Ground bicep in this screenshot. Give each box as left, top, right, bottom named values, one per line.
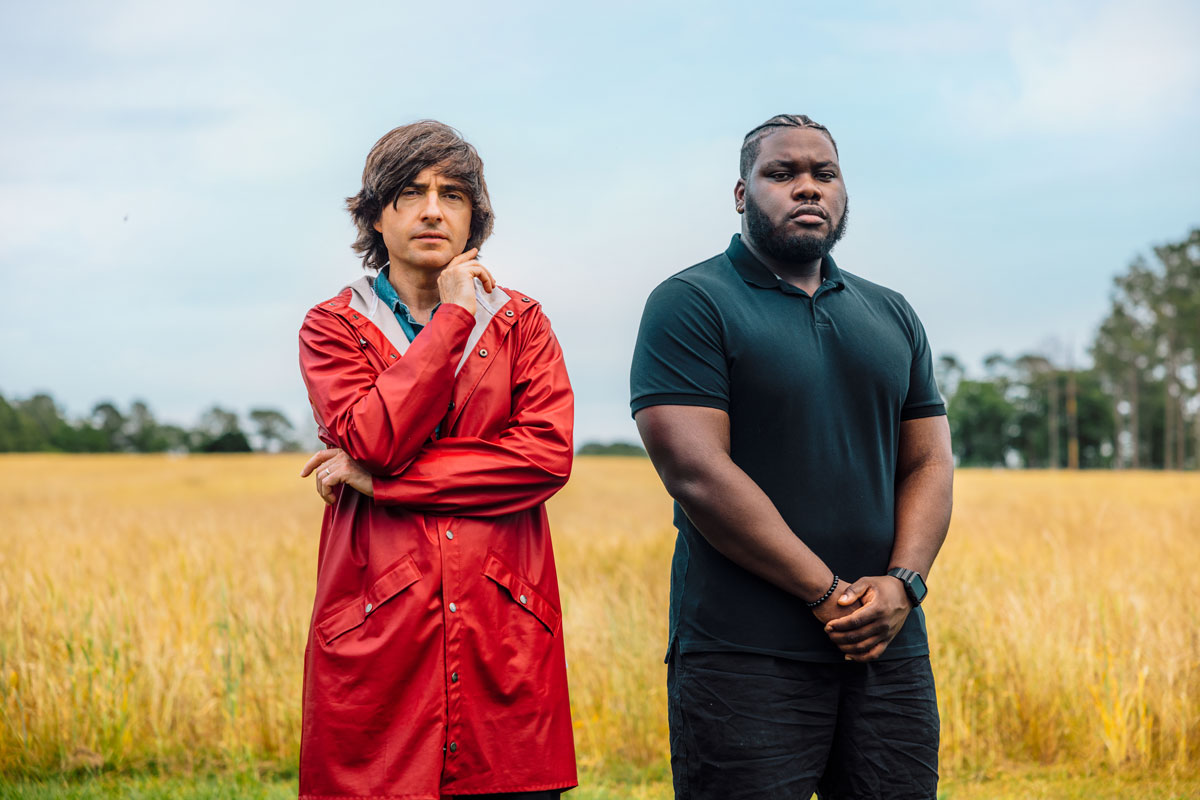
left=897, top=415, right=952, bottom=476
left=635, top=404, right=730, bottom=481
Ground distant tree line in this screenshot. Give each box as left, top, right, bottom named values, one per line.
left=3, top=230, right=1195, bottom=466
left=942, top=227, right=1200, bottom=469
left=576, top=441, right=647, bottom=457
left=0, top=394, right=300, bottom=454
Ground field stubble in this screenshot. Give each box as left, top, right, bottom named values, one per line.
left=0, top=455, right=1197, bottom=785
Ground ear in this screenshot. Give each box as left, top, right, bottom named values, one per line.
left=734, top=179, right=746, bottom=212
left=373, top=218, right=383, bottom=233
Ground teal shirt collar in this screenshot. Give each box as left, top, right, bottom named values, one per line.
left=373, top=266, right=439, bottom=343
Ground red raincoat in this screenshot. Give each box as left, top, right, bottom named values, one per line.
left=297, top=276, right=577, bottom=799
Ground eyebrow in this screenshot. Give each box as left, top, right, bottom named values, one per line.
left=760, top=159, right=839, bottom=172
left=404, top=179, right=470, bottom=193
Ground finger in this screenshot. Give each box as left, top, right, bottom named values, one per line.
left=828, top=621, right=888, bottom=647
left=850, top=641, right=890, bottom=662
left=448, top=247, right=479, bottom=267
left=461, top=263, right=495, bottom=292
left=825, top=604, right=883, bottom=633
left=300, top=448, right=339, bottom=477
left=827, top=622, right=883, bottom=646
left=318, top=474, right=335, bottom=505
left=476, top=266, right=495, bottom=293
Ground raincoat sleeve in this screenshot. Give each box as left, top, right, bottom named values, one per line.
left=371, top=308, right=573, bottom=517
left=299, top=302, right=476, bottom=474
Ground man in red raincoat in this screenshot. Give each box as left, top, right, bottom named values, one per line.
left=296, top=120, right=577, bottom=800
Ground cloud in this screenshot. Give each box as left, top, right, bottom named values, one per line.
left=955, top=0, right=1200, bottom=136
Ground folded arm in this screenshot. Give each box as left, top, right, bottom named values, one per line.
left=306, top=307, right=573, bottom=517
left=298, top=302, right=475, bottom=474
left=371, top=309, right=572, bottom=516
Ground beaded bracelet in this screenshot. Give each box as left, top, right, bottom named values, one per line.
left=806, top=575, right=839, bottom=608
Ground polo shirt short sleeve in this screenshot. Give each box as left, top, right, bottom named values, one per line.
left=630, top=278, right=729, bottom=413
left=630, top=234, right=946, bottom=663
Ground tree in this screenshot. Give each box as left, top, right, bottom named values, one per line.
left=193, top=406, right=251, bottom=452
left=947, top=379, right=1015, bottom=467
left=91, top=401, right=127, bottom=451
left=248, top=408, right=297, bottom=452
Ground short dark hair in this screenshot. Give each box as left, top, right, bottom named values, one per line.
left=346, top=120, right=495, bottom=271
left=739, top=115, right=839, bottom=179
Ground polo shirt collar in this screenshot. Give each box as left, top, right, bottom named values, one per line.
left=725, top=234, right=845, bottom=291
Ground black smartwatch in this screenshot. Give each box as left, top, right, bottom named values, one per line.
left=887, top=567, right=927, bottom=606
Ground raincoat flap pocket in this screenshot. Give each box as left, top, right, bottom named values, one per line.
left=317, top=554, right=422, bottom=646
left=483, top=551, right=561, bottom=636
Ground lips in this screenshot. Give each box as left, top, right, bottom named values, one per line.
left=789, top=205, right=827, bottom=222
left=413, top=231, right=449, bottom=241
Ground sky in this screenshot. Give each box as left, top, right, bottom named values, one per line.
left=2, top=0, right=1198, bottom=444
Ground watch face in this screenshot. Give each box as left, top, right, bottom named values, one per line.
left=909, top=572, right=928, bottom=602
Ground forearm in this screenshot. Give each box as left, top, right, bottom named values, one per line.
left=666, top=457, right=836, bottom=603
left=371, top=434, right=572, bottom=516
left=889, top=457, right=953, bottom=578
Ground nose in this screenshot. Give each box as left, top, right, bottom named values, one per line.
left=419, top=190, right=443, bottom=221
left=792, top=174, right=821, bottom=200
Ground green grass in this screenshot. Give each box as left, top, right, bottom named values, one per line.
left=2, top=768, right=1198, bottom=800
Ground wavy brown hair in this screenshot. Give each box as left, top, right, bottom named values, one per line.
left=346, top=120, right=495, bottom=271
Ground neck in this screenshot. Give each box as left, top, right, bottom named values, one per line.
left=741, top=231, right=823, bottom=295
left=386, top=260, right=443, bottom=322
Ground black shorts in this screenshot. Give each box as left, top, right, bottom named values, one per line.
left=668, top=648, right=939, bottom=800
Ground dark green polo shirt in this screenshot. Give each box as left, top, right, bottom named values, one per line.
left=630, top=234, right=946, bottom=662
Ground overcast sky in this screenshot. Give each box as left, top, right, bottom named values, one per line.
left=2, top=0, right=1198, bottom=443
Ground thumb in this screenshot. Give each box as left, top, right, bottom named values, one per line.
left=837, top=578, right=867, bottom=606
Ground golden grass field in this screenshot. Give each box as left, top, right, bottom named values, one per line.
left=1, top=455, right=1198, bottom=792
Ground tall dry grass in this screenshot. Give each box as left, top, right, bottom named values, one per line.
left=0, top=455, right=1197, bottom=780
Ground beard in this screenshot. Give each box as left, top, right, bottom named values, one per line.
left=744, top=194, right=849, bottom=264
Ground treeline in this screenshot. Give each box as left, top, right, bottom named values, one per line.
left=0, top=394, right=300, bottom=453
left=943, top=227, right=1200, bottom=469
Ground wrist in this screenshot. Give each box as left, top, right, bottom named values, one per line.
left=886, top=567, right=927, bottom=606
left=806, top=574, right=840, bottom=609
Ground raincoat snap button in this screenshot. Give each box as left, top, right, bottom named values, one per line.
left=448, top=401, right=455, bottom=410
left=359, top=338, right=367, bottom=346
left=446, top=531, right=454, bottom=540
left=519, top=594, right=528, bottom=605
left=504, top=309, right=514, bottom=317
left=390, top=353, right=397, bottom=359
left=449, top=742, right=458, bottom=753
left=365, top=603, right=373, bottom=613
left=352, top=314, right=359, bottom=319
left=478, top=349, right=488, bottom=357
left=521, top=297, right=531, bottom=302
left=449, top=602, right=458, bottom=612
left=451, top=672, right=459, bottom=683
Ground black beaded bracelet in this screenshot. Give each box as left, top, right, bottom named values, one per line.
left=806, top=575, right=839, bottom=608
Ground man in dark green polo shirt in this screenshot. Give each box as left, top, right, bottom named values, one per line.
left=630, top=114, right=954, bottom=799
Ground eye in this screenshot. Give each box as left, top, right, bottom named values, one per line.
left=444, top=191, right=465, bottom=202
left=399, top=187, right=421, bottom=197
left=816, top=171, right=838, bottom=181
left=769, top=171, right=791, bottom=181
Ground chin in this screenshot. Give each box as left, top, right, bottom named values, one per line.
left=406, top=250, right=453, bottom=269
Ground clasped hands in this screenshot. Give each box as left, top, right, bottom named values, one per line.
left=811, top=575, right=912, bottom=662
